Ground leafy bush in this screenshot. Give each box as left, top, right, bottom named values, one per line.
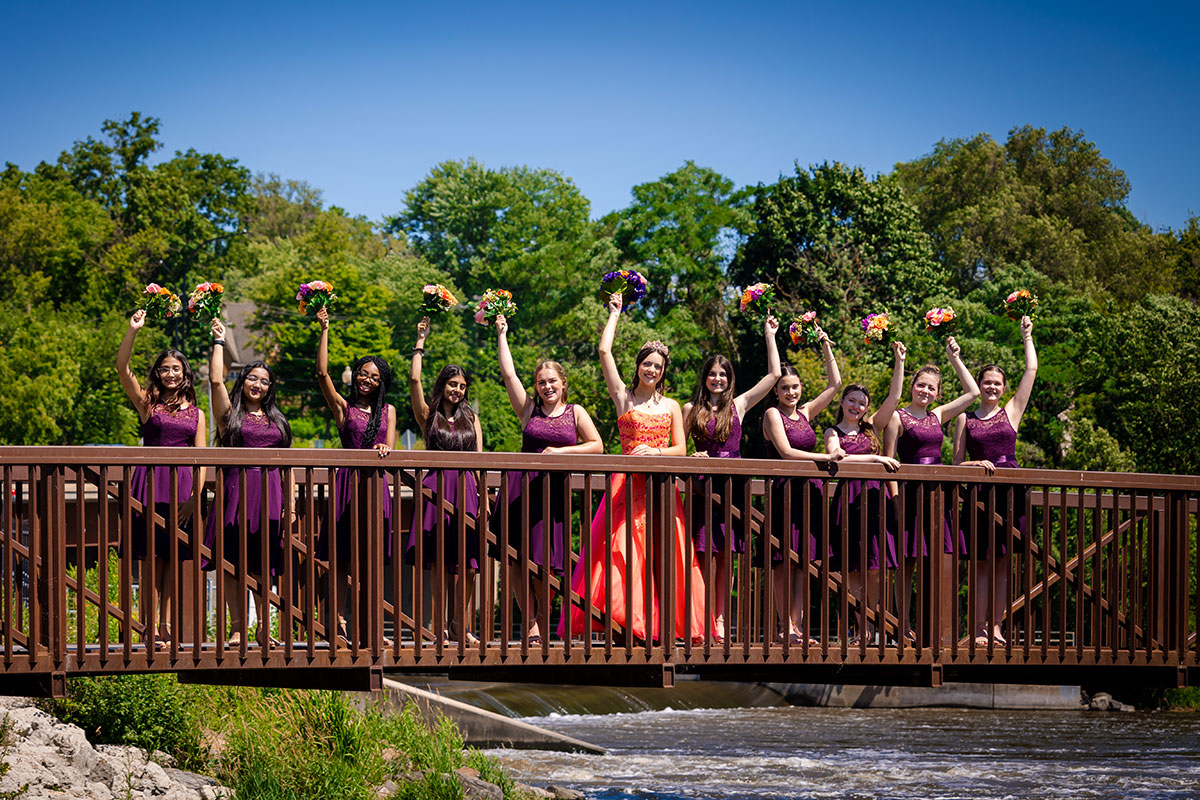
left=39, top=674, right=210, bottom=771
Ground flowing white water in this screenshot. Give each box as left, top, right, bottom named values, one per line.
left=488, top=706, right=1200, bottom=799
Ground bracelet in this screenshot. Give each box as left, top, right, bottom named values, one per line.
left=412, top=347, right=426, bottom=355
left=212, top=339, right=225, bottom=346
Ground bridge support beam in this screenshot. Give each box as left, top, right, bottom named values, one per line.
left=178, top=666, right=383, bottom=692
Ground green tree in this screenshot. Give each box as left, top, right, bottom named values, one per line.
left=602, top=161, right=749, bottom=350
left=891, top=126, right=1174, bottom=299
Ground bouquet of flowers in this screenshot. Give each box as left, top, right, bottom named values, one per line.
left=187, top=281, right=223, bottom=322
left=296, top=280, right=337, bottom=316
left=739, top=282, right=776, bottom=319
left=788, top=310, right=821, bottom=346
left=139, top=283, right=182, bottom=323
left=923, top=306, right=957, bottom=341
left=474, top=288, right=517, bottom=325
left=1004, top=289, right=1039, bottom=321
left=601, top=269, right=648, bottom=311
left=861, top=311, right=892, bottom=346
left=421, top=284, right=458, bottom=314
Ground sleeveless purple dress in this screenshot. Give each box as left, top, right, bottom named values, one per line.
left=202, top=415, right=285, bottom=575
left=829, top=429, right=897, bottom=571
left=765, top=412, right=830, bottom=562
left=319, top=405, right=395, bottom=564
left=493, top=405, right=578, bottom=571
left=405, top=413, right=480, bottom=573
left=690, top=412, right=746, bottom=553
left=127, top=405, right=199, bottom=560
left=895, top=409, right=964, bottom=556
left=964, top=407, right=1026, bottom=557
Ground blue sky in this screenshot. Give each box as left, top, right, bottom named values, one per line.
left=2, top=1, right=1197, bottom=229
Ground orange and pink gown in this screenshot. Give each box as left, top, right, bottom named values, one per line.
left=560, top=408, right=710, bottom=642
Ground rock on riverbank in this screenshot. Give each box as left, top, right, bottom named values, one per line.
left=0, top=697, right=230, bottom=800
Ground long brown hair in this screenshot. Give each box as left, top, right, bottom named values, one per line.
left=425, top=365, right=477, bottom=451
left=835, top=383, right=881, bottom=453
left=687, top=354, right=735, bottom=444
left=630, top=342, right=670, bottom=398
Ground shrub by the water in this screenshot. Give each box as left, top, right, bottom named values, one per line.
left=39, top=675, right=522, bottom=800
left=40, top=674, right=210, bottom=771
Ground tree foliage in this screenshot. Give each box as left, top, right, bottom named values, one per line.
left=3, top=113, right=1199, bottom=479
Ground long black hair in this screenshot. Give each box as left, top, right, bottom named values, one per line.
left=220, top=361, right=292, bottom=448
left=145, top=349, right=197, bottom=412
left=425, top=364, right=476, bottom=451
left=349, top=355, right=393, bottom=447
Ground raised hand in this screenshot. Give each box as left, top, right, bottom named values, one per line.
left=892, top=340, right=907, bottom=361
left=495, top=314, right=508, bottom=337
left=211, top=318, right=226, bottom=341
left=129, top=309, right=147, bottom=330
left=1021, top=316, right=1033, bottom=341
left=416, top=316, right=430, bottom=345
left=946, top=336, right=961, bottom=360
left=765, top=314, right=780, bottom=337
left=607, top=292, right=623, bottom=314
left=316, top=306, right=330, bottom=329
left=816, top=326, right=835, bottom=349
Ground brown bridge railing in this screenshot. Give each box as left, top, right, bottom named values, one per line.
left=1, top=446, right=1196, bottom=696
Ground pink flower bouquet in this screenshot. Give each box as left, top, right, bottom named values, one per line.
left=474, top=288, right=517, bottom=325
left=788, top=310, right=821, bottom=346
left=139, top=283, right=182, bottom=323
left=187, top=281, right=224, bottom=322
left=297, top=280, right=337, bottom=316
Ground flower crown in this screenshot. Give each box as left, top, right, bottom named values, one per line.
left=640, top=340, right=670, bottom=358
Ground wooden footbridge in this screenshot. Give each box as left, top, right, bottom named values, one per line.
left=1, top=447, right=1196, bottom=697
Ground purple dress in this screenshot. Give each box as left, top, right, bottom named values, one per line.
left=829, top=429, right=897, bottom=571
left=690, top=412, right=746, bottom=553
left=320, top=406, right=394, bottom=564
left=203, top=415, right=285, bottom=575
left=492, top=405, right=578, bottom=571
left=127, top=405, right=199, bottom=560
left=405, top=414, right=480, bottom=573
left=964, top=407, right=1026, bottom=557
left=895, top=409, right=964, bottom=556
left=765, top=412, right=829, bottom=562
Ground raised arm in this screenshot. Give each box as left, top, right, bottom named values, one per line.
left=734, top=315, right=782, bottom=416
left=116, top=310, right=149, bottom=421
left=933, top=336, right=981, bottom=423
left=869, top=341, right=907, bottom=429
left=1007, top=316, right=1038, bottom=428
left=765, top=407, right=843, bottom=462
left=495, top=315, right=531, bottom=420
left=209, top=318, right=232, bottom=438
left=801, top=328, right=843, bottom=420
left=409, top=316, right=431, bottom=430
left=315, top=306, right=347, bottom=429
left=599, top=293, right=629, bottom=412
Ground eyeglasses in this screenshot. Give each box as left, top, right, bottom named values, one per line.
left=356, top=372, right=381, bottom=385
left=244, top=375, right=272, bottom=386
left=157, top=366, right=184, bottom=376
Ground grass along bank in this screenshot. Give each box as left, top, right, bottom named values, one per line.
left=40, top=674, right=528, bottom=800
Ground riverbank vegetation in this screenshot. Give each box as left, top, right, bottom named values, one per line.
left=41, top=673, right=519, bottom=799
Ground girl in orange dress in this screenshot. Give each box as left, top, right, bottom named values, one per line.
left=560, top=292, right=709, bottom=642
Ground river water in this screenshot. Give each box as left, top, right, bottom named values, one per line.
left=488, top=706, right=1200, bottom=799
